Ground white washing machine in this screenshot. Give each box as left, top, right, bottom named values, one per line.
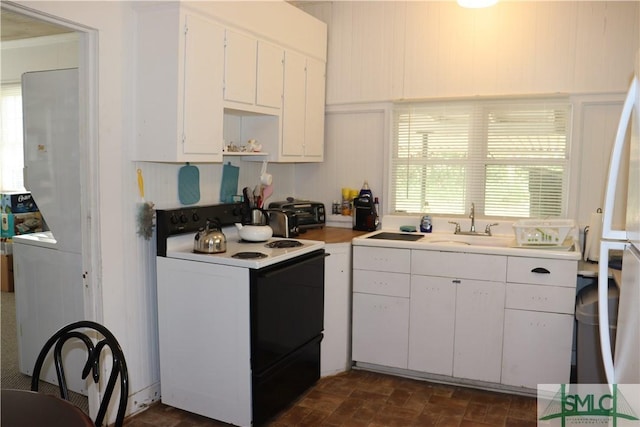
left=13, top=231, right=86, bottom=395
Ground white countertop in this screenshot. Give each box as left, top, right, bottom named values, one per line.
left=352, top=230, right=582, bottom=261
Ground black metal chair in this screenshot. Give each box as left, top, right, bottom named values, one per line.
left=30, top=320, right=129, bottom=427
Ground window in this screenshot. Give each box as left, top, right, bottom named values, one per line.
left=0, top=83, right=25, bottom=191
left=391, top=98, right=571, bottom=218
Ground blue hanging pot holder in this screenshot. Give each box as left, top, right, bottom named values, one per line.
left=178, top=163, right=200, bottom=205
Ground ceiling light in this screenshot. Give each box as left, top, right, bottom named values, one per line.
left=457, top=0, right=498, bottom=8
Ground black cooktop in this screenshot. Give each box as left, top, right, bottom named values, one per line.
left=367, top=232, right=424, bottom=242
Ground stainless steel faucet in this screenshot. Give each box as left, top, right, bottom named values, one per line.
left=469, top=202, right=475, bottom=232
left=450, top=203, right=499, bottom=236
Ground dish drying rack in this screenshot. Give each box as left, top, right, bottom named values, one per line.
left=513, top=219, right=577, bottom=246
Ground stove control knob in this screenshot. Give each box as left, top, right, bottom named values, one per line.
left=179, top=213, right=188, bottom=224
left=170, top=214, right=179, bottom=225
left=192, top=213, right=200, bottom=222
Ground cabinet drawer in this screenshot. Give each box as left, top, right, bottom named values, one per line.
left=412, top=251, right=506, bottom=282
left=507, top=257, right=577, bottom=287
left=353, top=247, right=410, bottom=273
left=505, top=283, right=576, bottom=314
left=353, top=270, right=410, bottom=297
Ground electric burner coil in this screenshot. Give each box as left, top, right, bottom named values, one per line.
left=231, top=252, right=268, bottom=259
left=265, top=240, right=303, bottom=249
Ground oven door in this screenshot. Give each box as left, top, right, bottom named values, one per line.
left=250, top=249, right=325, bottom=373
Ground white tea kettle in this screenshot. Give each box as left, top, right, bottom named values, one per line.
left=235, top=223, right=273, bottom=242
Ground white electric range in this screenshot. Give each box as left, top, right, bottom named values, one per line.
left=155, top=203, right=326, bottom=427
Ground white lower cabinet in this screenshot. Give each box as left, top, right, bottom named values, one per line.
left=410, top=250, right=506, bottom=382
left=454, top=279, right=505, bottom=383
left=322, top=243, right=352, bottom=376
left=502, top=309, right=573, bottom=388
left=500, top=256, right=577, bottom=389
left=352, top=293, right=409, bottom=369
left=352, top=245, right=577, bottom=393
left=352, top=247, right=410, bottom=369
left=408, top=275, right=455, bottom=375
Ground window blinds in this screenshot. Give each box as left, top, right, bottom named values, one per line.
left=391, top=98, right=571, bottom=218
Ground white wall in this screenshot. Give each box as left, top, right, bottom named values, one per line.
left=306, top=1, right=638, bottom=103
left=1, top=33, right=78, bottom=82
left=5, top=0, right=158, bottom=419
left=294, top=1, right=640, bottom=231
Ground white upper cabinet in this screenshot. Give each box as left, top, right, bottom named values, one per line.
left=280, top=51, right=326, bottom=162
left=282, top=51, right=307, bottom=157
left=224, top=30, right=257, bottom=106
left=183, top=15, right=225, bottom=159
left=135, top=6, right=225, bottom=162
left=135, top=2, right=327, bottom=163
left=256, top=41, right=284, bottom=109
left=223, top=32, right=283, bottom=112
left=303, top=57, right=326, bottom=159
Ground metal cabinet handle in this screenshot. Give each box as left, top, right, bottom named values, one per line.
left=531, top=267, right=550, bottom=274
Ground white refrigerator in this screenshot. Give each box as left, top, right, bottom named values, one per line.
left=598, top=53, right=640, bottom=385
left=13, top=68, right=86, bottom=394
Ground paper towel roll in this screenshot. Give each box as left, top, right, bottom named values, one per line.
left=584, top=211, right=602, bottom=262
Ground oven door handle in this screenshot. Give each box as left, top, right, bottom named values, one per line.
left=258, top=251, right=327, bottom=279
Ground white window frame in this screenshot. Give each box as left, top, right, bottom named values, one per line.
left=389, top=96, right=572, bottom=220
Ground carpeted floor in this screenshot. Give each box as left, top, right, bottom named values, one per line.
left=1, top=290, right=89, bottom=413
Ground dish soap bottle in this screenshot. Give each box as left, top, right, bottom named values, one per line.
left=420, top=203, right=432, bottom=233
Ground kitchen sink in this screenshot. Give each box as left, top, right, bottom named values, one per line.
left=367, top=232, right=424, bottom=242
left=423, top=234, right=514, bottom=247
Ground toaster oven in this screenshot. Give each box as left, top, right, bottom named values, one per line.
left=268, top=200, right=325, bottom=229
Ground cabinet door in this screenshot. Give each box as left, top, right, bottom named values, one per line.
left=322, top=244, right=351, bottom=376
left=256, top=41, right=283, bottom=109
left=502, top=309, right=573, bottom=388
left=352, top=293, right=409, bottom=369
left=282, top=51, right=306, bottom=157
left=183, top=14, right=224, bottom=156
left=454, top=279, right=505, bottom=383
left=223, top=29, right=257, bottom=105
left=303, top=57, right=326, bottom=159
left=408, top=275, right=456, bottom=376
